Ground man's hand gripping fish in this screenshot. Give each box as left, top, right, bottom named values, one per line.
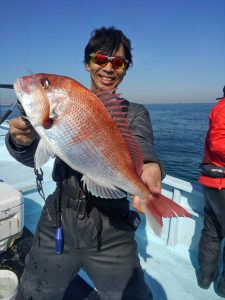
left=13, top=73, right=190, bottom=234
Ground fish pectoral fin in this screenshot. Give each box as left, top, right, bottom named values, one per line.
left=81, top=175, right=126, bottom=199
left=34, top=138, right=55, bottom=169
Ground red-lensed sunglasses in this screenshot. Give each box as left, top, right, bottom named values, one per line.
left=90, top=53, right=129, bottom=69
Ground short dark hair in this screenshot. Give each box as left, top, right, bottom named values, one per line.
left=84, top=26, right=133, bottom=69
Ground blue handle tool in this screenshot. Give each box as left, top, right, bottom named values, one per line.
left=55, top=226, right=64, bottom=254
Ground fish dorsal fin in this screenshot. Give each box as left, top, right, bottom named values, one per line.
left=94, top=90, right=144, bottom=175
left=82, top=175, right=126, bottom=199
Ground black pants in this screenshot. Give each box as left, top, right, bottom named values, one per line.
left=198, top=186, right=225, bottom=277
left=16, top=197, right=152, bottom=300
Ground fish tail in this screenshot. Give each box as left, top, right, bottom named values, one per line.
left=143, top=194, right=190, bottom=236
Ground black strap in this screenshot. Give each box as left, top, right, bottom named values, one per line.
left=89, top=207, right=102, bottom=251
left=200, top=164, right=225, bottom=178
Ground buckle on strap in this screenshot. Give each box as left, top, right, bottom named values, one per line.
left=76, top=198, right=87, bottom=220
left=66, top=195, right=87, bottom=220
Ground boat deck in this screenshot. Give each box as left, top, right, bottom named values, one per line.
left=0, top=123, right=222, bottom=299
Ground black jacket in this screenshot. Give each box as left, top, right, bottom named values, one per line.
left=6, top=101, right=165, bottom=198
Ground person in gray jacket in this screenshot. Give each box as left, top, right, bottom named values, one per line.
left=6, top=26, right=165, bottom=300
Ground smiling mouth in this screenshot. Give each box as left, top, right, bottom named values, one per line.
left=99, top=75, right=114, bottom=82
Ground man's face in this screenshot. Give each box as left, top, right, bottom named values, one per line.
left=85, top=44, right=127, bottom=91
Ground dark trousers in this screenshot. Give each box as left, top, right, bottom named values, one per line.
left=16, top=199, right=152, bottom=300
left=198, top=186, right=225, bottom=278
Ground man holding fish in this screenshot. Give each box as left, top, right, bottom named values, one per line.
left=6, top=26, right=188, bottom=300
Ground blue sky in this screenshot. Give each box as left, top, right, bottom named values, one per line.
left=0, top=0, right=224, bottom=104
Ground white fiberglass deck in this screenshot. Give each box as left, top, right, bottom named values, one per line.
left=0, top=123, right=222, bottom=299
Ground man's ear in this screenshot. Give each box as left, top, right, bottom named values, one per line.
left=85, top=63, right=91, bottom=72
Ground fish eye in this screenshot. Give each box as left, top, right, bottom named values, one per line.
left=40, top=79, right=50, bottom=89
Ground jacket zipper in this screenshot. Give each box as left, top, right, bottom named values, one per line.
left=218, top=178, right=223, bottom=190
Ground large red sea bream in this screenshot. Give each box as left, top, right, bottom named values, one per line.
left=14, top=73, right=190, bottom=233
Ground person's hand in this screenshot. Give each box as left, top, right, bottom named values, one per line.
left=131, top=162, right=162, bottom=213
left=9, top=116, right=37, bottom=146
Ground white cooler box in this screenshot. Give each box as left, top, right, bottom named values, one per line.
left=0, top=181, right=24, bottom=252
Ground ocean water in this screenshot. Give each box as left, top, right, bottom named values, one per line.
left=0, top=102, right=214, bottom=184
left=145, top=103, right=214, bottom=184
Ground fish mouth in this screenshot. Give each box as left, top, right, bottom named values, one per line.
left=14, top=77, right=34, bottom=95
